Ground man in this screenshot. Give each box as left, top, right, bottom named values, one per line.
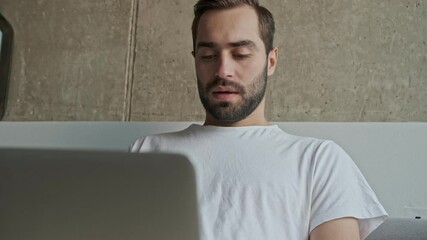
left=130, top=0, right=388, bottom=239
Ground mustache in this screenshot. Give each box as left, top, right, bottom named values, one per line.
left=206, top=76, right=246, bottom=94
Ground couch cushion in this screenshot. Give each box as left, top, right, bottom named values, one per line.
left=366, top=218, right=427, bottom=240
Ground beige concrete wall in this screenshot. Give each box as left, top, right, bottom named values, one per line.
left=1, top=0, right=426, bottom=121
left=1, top=0, right=134, bottom=120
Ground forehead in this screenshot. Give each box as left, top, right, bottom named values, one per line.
left=196, top=5, right=263, bottom=48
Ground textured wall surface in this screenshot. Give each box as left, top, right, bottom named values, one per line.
left=0, top=0, right=426, bottom=121
left=131, top=0, right=203, bottom=121
left=265, top=0, right=427, bottom=121
left=1, top=0, right=133, bottom=120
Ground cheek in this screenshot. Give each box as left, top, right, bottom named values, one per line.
left=195, top=63, right=214, bottom=80
left=238, top=61, right=263, bottom=80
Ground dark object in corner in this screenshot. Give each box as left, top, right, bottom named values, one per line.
left=0, top=13, right=13, bottom=120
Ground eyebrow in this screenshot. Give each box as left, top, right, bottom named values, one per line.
left=197, top=41, right=217, bottom=49
left=229, top=40, right=257, bottom=49
left=196, top=40, right=258, bottom=51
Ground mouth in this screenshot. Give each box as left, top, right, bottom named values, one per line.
left=211, top=90, right=239, bottom=100
left=208, top=82, right=243, bottom=101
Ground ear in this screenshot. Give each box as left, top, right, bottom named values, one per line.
left=267, top=47, right=278, bottom=76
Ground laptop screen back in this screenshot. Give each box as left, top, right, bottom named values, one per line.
left=0, top=149, right=199, bottom=240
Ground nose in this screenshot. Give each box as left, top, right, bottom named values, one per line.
left=215, top=54, right=234, bottom=79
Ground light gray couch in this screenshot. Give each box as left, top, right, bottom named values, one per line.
left=366, top=218, right=427, bottom=240
left=1, top=121, right=426, bottom=239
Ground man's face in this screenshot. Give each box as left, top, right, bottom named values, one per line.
left=194, top=5, right=273, bottom=123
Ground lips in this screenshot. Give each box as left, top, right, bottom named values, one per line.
left=211, top=87, right=239, bottom=100
left=212, top=86, right=239, bottom=94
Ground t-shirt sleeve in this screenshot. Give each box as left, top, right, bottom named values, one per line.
left=309, top=140, right=388, bottom=239
left=128, top=137, right=146, bottom=152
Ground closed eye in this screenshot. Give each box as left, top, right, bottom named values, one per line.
left=200, top=55, right=217, bottom=61
left=234, top=54, right=251, bottom=60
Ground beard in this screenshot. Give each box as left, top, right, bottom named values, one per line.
left=197, top=64, right=268, bottom=123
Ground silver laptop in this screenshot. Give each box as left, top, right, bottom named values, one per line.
left=0, top=149, right=199, bottom=240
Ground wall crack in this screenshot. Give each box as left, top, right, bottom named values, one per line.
left=123, top=0, right=139, bottom=121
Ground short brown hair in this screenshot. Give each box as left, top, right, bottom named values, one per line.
left=192, top=0, right=275, bottom=54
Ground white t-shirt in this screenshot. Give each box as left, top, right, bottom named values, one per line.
left=130, top=124, right=387, bottom=240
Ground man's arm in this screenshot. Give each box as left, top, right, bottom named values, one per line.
left=310, top=217, right=360, bottom=240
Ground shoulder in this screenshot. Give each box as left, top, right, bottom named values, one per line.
left=271, top=126, right=333, bottom=155
left=129, top=125, right=199, bottom=152
left=311, top=139, right=357, bottom=173
left=275, top=127, right=347, bottom=162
